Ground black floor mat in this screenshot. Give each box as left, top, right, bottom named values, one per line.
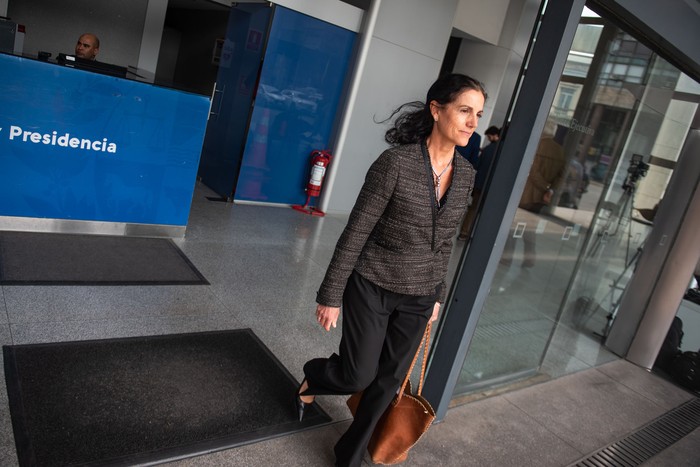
left=3, top=329, right=330, bottom=466
left=0, top=231, right=208, bottom=285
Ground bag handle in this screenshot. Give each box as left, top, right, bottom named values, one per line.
left=397, top=321, right=432, bottom=401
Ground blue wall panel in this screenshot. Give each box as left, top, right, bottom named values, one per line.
left=234, top=6, right=356, bottom=204
left=0, top=54, right=209, bottom=226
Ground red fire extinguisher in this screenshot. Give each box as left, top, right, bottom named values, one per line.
left=293, top=149, right=332, bottom=216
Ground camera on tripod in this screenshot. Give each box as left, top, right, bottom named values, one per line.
left=622, top=154, right=649, bottom=193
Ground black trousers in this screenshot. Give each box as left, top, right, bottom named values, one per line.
left=303, top=271, right=436, bottom=467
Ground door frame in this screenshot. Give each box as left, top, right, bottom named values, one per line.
left=422, top=0, right=587, bottom=422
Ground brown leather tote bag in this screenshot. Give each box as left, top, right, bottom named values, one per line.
left=347, top=322, right=435, bottom=464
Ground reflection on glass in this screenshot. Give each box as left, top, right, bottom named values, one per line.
left=453, top=15, right=700, bottom=395
left=563, top=23, right=602, bottom=78
left=234, top=6, right=355, bottom=205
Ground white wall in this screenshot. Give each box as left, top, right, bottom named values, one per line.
left=324, top=0, right=459, bottom=214
left=454, top=43, right=512, bottom=133
left=453, top=0, right=510, bottom=45
left=452, top=0, right=539, bottom=134
left=7, top=0, right=146, bottom=67
left=0, top=0, right=8, bottom=17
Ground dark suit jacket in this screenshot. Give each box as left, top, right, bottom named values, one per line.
left=317, top=142, right=475, bottom=307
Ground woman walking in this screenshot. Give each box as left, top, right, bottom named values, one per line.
left=297, top=73, right=486, bottom=467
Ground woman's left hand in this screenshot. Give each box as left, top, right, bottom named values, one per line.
left=431, top=302, right=440, bottom=322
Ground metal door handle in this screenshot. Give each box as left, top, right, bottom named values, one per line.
left=208, top=83, right=225, bottom=120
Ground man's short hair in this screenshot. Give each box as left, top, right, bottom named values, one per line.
left=81, top=33, right=99, bottom=48
left=485, top=126, right=500, bottom=136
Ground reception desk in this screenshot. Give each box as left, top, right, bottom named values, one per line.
left=0, top=53, right=210, bottom=237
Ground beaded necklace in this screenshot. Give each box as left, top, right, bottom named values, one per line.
left=430, top=156, right=453, bottom=206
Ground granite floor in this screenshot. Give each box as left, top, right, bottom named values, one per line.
left=163, top=359, right=699, bottom=467
left=0, top=182, right=697, bottom=466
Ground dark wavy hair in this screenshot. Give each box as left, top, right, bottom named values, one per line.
left=384, top=74, right=487, bottom=146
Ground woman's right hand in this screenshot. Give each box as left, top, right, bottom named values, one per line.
left=316, top=304, right=340, bottom=331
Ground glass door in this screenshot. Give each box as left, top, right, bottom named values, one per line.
left=454, top=10, right=700, bottom=395
left=197, top=3, right=272, bottom=200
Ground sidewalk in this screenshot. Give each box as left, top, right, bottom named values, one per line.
left=166, top=360, right=698, bottom=466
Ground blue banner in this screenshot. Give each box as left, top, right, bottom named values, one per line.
left=0, top=53, right=209, bottom=226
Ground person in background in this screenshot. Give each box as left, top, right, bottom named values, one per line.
left=502, top=121, right=566, bottom=268
left=458, top=125, right=500, bottom=240
left=296, top=73, right=486, bottom=467
left=75, top=33, right=99, bottom=60
left=456, top=128, right=481, bottom=166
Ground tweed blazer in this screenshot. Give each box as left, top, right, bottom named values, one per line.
left=316, top=142, right=476, bottom=307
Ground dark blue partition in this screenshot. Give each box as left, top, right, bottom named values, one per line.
left=234, top=6, right=356, bottom=204
left=197, top=3, right=272, bottom=200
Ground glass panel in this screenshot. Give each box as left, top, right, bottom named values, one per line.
left=563, top=23, right=603, bottom=78
left=562, top=60, right=698, bottom=341
left=198, top=3, right=272, bottom=199
left=234, top=6, right=356, bottom=204
left=453, top=14, right=700, bottom=395
left=551, top=83, right=583, bottom=121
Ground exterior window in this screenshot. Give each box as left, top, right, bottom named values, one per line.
left=451, top=11, right=700, bottom=398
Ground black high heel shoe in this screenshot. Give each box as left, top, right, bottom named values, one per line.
left=296, top=379, right=312, bottom=421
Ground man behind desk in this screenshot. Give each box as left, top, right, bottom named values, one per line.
left=75, top=33, right=99, bottom=60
